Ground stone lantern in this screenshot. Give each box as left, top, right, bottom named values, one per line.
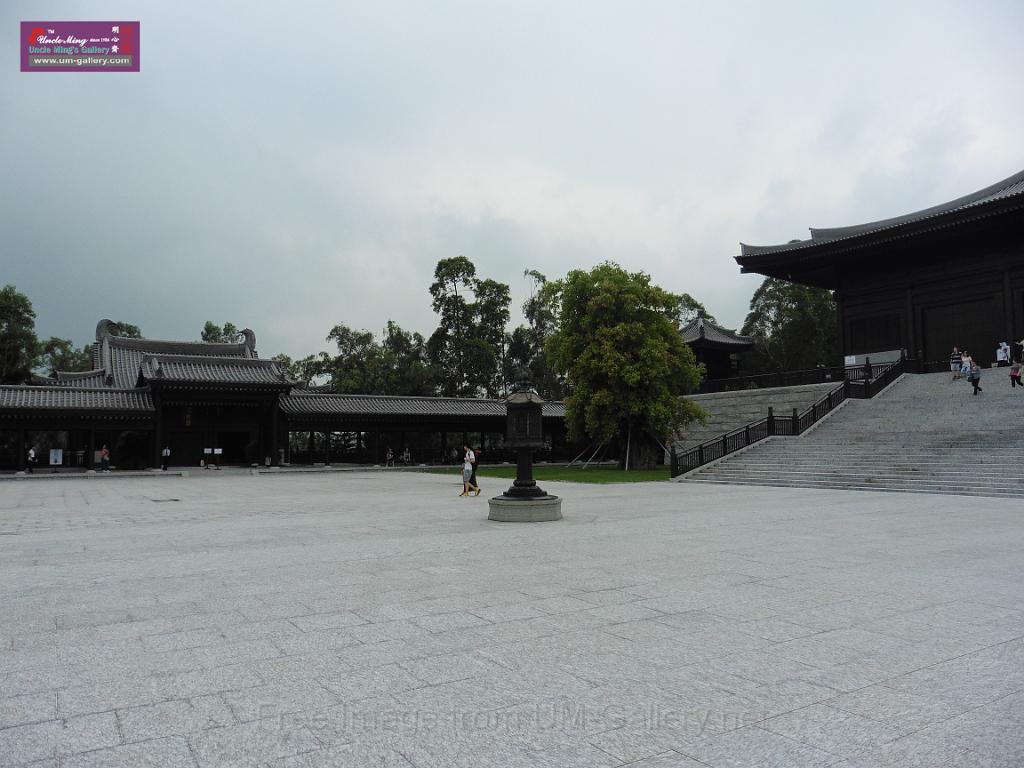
left=487, top=372, right=562, bottom=522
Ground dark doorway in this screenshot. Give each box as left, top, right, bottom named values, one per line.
left=923, top=298, right=1001, bottom=365
left=217, top=431, right=252, bottom=465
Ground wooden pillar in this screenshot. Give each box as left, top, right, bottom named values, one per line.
left=270, top=400, right=280, bottom=466
left=835, top=292, right=846, bottom=360
left=308, top=431, right=315, bottom=464
left=323, top=431, right=331, bottom=466
left=87, top=429, right=95, bottom=470
left=17, top=427, right=26, bottom=471
left=1004, top=270, right=1015, bottom=345
left=152, top=390, right=163, bottom=469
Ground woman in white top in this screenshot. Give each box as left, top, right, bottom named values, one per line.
left=459, top=444, right=480, bottom=496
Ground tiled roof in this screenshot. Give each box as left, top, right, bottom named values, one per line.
left=55, top=369, right=110, bottom=387
left=681, top=316, right=753, bottom=348
left=138, top=355, right=292, bottom=386
left=102, top=336, right=257, bottom=388
left=0, top=386, right=153, bottom=411
left=281, top=392, right=566, bottom=419
left=739, top=169, right=1024, bottom=258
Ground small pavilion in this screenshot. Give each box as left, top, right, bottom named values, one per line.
left=680, top=314, right=754, bottom=379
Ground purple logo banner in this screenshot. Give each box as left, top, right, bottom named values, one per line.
left=21, top=21, right=140, bottom=72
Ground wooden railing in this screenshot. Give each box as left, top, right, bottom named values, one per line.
left=671, top=361, right=903, bottom=478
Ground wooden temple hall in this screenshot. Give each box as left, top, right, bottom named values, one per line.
left=735, top=169, right=1024, bottom=364
left=0, top=320, right=566, bottom=471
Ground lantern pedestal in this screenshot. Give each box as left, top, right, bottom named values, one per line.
left=487, top=493, right=562, bottom=522
left=490, top=373, right=562, bottom=522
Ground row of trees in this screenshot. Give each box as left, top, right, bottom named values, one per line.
left=1, top=269, right=837, bottom=468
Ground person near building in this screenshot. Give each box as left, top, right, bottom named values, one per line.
left=161, top=445, right=171, bottom=471
left=100, top=444, right=110, bottom=472
left=1009, top=359, right=1022, bottom=389
left=459, top=444, right=479, bottom=497
left=402, top=447, right=411, bottom=465
left=27, top=445, right=36, bottom=474
left=996, top=342, right=1009, bottom=367
left=469, top=445, right=482, bottom=494
left=949, top=346, right=962, bottom=380
left=968, top=359, right=983, bottom=396
left=385, top=447, right=394, bottom=467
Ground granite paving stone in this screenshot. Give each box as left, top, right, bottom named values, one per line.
left=0, top=472, right=1021, bottom=765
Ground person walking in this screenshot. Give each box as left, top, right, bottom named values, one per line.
left=385, top=447, right=394, bottom=468
left=161, top=445, right=171, bottom=471
left=1009, top=359, right=1022, bottom=389
left=459, top=444, right=479, bottom=497
left=949, top=346, right=962, bottom=380
left=26, top=445, right=36, bottom=474
left=469, top=445, right=482, bottom=495
left=100, top=444, right=110, bottom=472
left=968, top=359, right=983, bottom=395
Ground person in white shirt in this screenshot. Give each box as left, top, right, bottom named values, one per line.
left=459, top=444, right=480, bottom=497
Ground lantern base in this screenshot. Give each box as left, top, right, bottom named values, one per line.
left=487, top=494, right=562, bottom=522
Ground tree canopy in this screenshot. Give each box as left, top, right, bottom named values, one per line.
left=36, top=338, right=93, bottom=376
left=740, top=277, right=838, bottom=372
left=201, top=321, right=243, bottom=343
left=0, top=285, right=39, bottom=384
left=545, top=263, right=705, bottom=468
left=108, top=321, right=142, bottom=338
left=426, top=256, right=511, bottom=397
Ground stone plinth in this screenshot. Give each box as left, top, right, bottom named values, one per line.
left=487, top=494, right=562, bottom=522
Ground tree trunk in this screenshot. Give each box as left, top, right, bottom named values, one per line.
left=617, top=430, right=662, bottom=469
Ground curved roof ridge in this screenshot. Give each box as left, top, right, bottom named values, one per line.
left=809, top=168, right=1024, bottom=241
left=739, top=168, right=1024, bottom=257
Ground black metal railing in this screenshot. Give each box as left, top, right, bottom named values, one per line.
left=671, top=360, right=904, bottom=478
left=699, top=361, right=898, bottom=393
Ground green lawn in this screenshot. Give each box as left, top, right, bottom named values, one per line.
left=427, top=465, right=670, bottom=483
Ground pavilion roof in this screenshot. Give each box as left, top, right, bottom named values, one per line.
left=736, top=169, right=1024, bottom=278
left=136, top=354, right=292, bottom=387
left=281, top=392, right=566, bottom=419
left=0, top=386, right=154, bottom=411
left=680, top=316, right=753, bottom=350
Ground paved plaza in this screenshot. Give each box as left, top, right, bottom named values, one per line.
left=1, top=472, right=1023, bottom=767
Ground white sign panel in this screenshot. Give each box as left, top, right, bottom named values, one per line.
left=843, top=355, right=857, bottom=366
left=49, top=448, right=63, bottom=466
left=213, top=448, right=223, bottom=455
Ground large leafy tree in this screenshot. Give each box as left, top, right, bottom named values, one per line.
left=201, top=321, right=243, bottom=343
left=36, top=338, right=93, bottom=376
left=546, top=263, right=705, bottom=469
left=271, top=353, right=327, bottom=386
left=427, top=256, right=511, bottom=397
left=321, top=321, right=436, bottom=395
left=108, top=321, right=142, bottom=338
left=0, top=285, right=39, bottom=384
left=740, top=278, right=838, bottom=372
left=503, top=270, right=564, bottom=399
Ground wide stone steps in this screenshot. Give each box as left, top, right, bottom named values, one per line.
left=682, top=371, right=1024, bottom=498
left=688, top=477, right=1024, bottom=499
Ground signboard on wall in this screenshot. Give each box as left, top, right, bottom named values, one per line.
left=49, top=448, right=63, bottom=466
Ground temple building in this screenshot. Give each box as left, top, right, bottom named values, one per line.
left=680, top=314, right=753, bottom=379
left=0, top=320, right=565, bottom=471
left=735, top=169, right=1024, bottom=365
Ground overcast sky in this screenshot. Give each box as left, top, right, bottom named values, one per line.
left=4, top=0, right=1024, bottom=360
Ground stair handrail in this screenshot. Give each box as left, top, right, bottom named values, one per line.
left=671, top=381, right=847, bottom=478
left=672, top=359, right=907, bottom=477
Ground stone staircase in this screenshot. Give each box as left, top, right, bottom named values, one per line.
left=683, top=370, right=1024, bottom=498
left=675, top=382, right=841, bottom=452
